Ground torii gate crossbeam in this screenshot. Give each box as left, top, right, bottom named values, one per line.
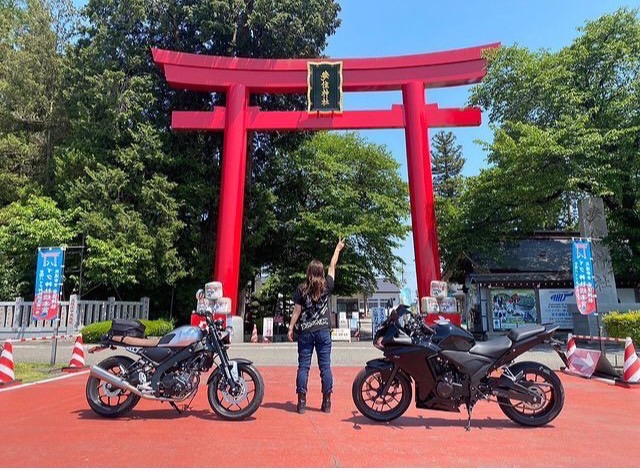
left=152, top=43, right=499, bottom=313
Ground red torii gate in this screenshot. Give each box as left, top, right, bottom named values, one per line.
left=152, top=43, right=499, bottom=313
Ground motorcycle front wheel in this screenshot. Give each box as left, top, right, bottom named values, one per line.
left=208, top=363, right=264, bottom=421
left=497, top=361, right=564, bottom=427
left=352, top=367, right=412, bottom=422
left=85, top=356, right=140, bottom=418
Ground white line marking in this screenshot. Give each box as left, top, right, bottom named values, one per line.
left=0, top=370, right=88, bottom=393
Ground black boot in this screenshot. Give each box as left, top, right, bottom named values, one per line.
left=297, top=393, right=306, bottom=414
left=321, top=393, right=331, bottom=413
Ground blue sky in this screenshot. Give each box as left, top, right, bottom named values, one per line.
left=322, top=0, right=640, bottom=293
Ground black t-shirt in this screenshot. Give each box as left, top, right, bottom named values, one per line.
left=292, top=275, right=335, bottom=333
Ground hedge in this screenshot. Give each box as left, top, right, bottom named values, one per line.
left=80, top=319, right=175, bottom=343
left=602, top=311, right=640, bottom=346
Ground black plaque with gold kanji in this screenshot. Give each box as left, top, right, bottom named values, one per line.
left=307, top=61, right=343, bottom=113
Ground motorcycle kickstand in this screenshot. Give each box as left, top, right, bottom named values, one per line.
left=169, top=401, right=182, bottom=415
left=464, top=403, right=473, bottom=432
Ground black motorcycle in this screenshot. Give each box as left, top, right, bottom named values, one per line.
left=352, top=306, right=564, bottom=429
left=85, top=290, right=264, bottom=420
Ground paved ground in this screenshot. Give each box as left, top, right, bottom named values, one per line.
left=1, top=364, right=639, bottom=467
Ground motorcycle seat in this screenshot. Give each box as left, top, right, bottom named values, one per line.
left=468, top=335, right=512, bottom=358
left=507, top=325, right=545, bottom=342
left=111, top=336, right=159, bottom=347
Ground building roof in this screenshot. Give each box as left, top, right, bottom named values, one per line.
left=375, top=277, right=401, bottom=294
left=467, top=272, right=572, bottom=289
left=472, top=238, right=573, bottom=273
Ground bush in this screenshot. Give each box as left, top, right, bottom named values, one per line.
left=602, top=311, right=640, bottom=346
left=81, top=318, right=175, bottom=343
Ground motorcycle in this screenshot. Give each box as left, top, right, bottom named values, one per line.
left=85, top=289, right=264, bottom=420
left=352, top=306, right=565, bottom=429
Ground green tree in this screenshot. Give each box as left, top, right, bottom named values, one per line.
left=441, top=8, right=640, bottom=278
left=258, top=132, right=410, bottom=300
left=0, top=195, right=75, bottom=298
left=431, top=131, right=465, bottom=199
left=0, top=0, right=76, bottom=203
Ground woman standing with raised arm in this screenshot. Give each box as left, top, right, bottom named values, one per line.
left=288, top=238, right=346, bottom=414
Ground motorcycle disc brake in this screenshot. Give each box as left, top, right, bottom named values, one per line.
left=521, top=384, right=547, bottom=412
left=220, top=377, right=248, bottom=405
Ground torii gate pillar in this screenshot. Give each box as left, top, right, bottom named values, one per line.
left=403, top=81, right=441, bottom=295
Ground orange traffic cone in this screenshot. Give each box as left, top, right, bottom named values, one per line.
left=566, top=334, right=577, bottom=363
left=623, top=337, right=640, bottom=383
left=251, top=324, right=258, bottom=343
left=0, top=339, right=20, bottom=387
left=62, top=334, right=87, bottom=372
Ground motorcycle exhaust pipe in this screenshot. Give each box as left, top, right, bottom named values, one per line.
left=89, top=365, right=159, bottom=401
left=89, top=365, right=198, bottom=402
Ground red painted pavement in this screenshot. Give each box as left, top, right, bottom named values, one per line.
left=1, top=367, right=639, bottom=467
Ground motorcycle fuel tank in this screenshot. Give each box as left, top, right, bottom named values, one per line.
left=431, top=322, right=475, bottom=351
left=158, top=326, right=204, bottom=347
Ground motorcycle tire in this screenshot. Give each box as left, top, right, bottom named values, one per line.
left=86, top=356, right=140, bottom=418
left=208, top=363, right=264, bottom=421
left=352, top=367, right=412, bottom=422
left=497, top=361, right=564, bottom=427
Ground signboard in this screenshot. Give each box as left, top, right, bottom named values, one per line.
left=371, top=307, right=387, bottom=337
left=425, top=313, right=462, bottom=327
left=572, top=238, right=597, bottom=315
left=191, top=313, right=207, bottom=330
left=539, top=289, right=575, bottom=329
left=262, top=317, right=274, bottom=341
left=350, top=311, right=359, bottom=333
left=33, top=247, right=65, bottom=321
left=307, top=61, right=343, bottom=113
left=568, top=348, right=601, bottom=378
left=338, top=311, right=348, bottom=329
left=67, top=294, right=78, bottom=333
left=491, top=289, right=537, bottom=331
left=331, top=328, right=351, bottom=342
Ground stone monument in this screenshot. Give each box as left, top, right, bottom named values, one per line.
left=571, top=197, right=640, bottom=335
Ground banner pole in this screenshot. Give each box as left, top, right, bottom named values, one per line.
left=50, top=319, right=59, bottom=366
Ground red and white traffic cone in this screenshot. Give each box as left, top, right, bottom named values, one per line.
left=566, top=333, right=577, bottom=364
left=251, top=324, right=258, bottom=343
left=622, top=337, right=640, bottom=384
left=0, top=339, right=20, bottom=387
left=62, top=334, right=87, bottom=372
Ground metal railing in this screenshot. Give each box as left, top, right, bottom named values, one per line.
left=0, top=296, right=149, bottom=339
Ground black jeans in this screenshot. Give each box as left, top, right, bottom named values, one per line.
left=296, top=329, right=333, bottom=394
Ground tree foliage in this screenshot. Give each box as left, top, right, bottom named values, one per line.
left=256, top=132, right=410, bottom=299
left=0, top=0, right=76, bottom=202
left=0, top=195, right=74, bottom=298
left=431, top=131, right=465, bottom=199
left=441, top=8, right=640, bottom=279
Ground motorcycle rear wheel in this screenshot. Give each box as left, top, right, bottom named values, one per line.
left=352, top=367, right=412, bottom=422
left=208, top=363, right=264, bottom=421
left=497, top=361, right=564, bottom=427
left=85, top=356, right=140, bottom=418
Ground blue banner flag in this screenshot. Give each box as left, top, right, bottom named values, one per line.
left=572, top=239, right=596, bottom=315
left=33, top=247, right=65, bottom=321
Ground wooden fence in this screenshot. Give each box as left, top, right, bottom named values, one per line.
left=0, top=296, right=149, bottom=339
